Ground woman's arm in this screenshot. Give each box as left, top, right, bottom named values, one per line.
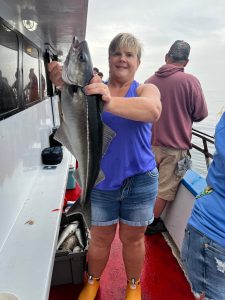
left=114, top=83, right=161, bottom=122
left=48, top=62, right=161, bottom=123
left=85, top=80, right=161, bottom=123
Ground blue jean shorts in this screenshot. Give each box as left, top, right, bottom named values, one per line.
left=90, top=168, right=158, bottom=226
left=181, top=224, right=225, bottom=300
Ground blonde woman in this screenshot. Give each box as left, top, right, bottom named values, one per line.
left=49, top=33, right=161, bottom=300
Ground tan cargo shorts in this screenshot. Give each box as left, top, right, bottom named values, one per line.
left=152, top=146, right=189, bottom=201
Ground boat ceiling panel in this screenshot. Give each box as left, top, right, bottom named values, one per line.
left=0, top=0, right=88, bottom=57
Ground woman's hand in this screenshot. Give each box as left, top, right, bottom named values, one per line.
left=84, top=75, right=111, bottom=107
left=48, top=61, right=64, bottom=89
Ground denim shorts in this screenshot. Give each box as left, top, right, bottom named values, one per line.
left=90, top=168, right=158, bottom=226
left=181, top=224, right=225, bottom=300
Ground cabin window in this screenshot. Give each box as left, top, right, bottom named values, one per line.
left=0, top=22, right=19, bottom=115
left=23, top=39, right=40, bottom=103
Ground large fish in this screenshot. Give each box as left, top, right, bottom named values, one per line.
left=54, top=37, right=115, bottom=225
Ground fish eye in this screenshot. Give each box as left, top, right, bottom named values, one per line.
left=79, top=54, right=86, bottom=61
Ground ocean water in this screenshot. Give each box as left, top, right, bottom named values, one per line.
left=190, top=90, right=225, bottom=177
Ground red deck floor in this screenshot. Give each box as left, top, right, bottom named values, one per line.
left=49, top=186, right=195, bottom=300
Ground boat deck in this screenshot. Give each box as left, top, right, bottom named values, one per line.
left=49, top=188, right=195, bottom=300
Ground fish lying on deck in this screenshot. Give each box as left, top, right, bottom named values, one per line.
left=57, top=220, right=86, bottom=252
left=54, top=37, right=115, bottom=225
left=56, top=221, right=79, bottom=250
left=61, top=234, right=77, bottom=252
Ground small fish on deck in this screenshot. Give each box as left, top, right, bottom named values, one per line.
left=60, top=234, right=77, bottom=252
left=56, top=221, right=79, bottom=250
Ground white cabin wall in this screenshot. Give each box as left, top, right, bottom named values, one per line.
left=0, top=98, right=54, bottom=250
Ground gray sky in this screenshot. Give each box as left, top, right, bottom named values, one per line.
left=86, top=0, right=225, bottom=95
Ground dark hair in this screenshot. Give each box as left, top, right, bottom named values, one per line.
left=167, top=40, right=190, bottom=62
left=98, top=72, right=103, bottom=78
left=93, top=67, right=99, bottom=73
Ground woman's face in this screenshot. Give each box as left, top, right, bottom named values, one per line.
left=109, top=47, right=140, bottom=81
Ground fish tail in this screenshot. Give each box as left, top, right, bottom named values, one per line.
left=66, top=197, right=91, bottom=228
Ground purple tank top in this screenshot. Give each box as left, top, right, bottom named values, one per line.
left=95, top=80, right=156, bottom=190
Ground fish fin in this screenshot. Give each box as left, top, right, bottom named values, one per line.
left=94, top=169, right=105, bottom=185
left=54, top=124, right=75, bottom=156
left=102, top=123, right=116, bottom=156
left=92, top=124, right=116, bottom=185
left=54, top=124, right=83, bottom=185
left=67, top=198, right=91, bottom=229
left=74, top=169, right=82, bottom=188
left=55, top=125, right=84, bottom=201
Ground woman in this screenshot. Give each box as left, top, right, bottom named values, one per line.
left=181, top=111, right=225, bottom=300
left=48, top=33, right=161, bottom=300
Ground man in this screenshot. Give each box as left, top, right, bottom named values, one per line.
left=144, top=40, right=208, bottom=235
left=24, top=68, right=38, bottom=102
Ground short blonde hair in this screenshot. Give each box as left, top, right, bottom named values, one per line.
left=108, top=33, right=142, bottom=62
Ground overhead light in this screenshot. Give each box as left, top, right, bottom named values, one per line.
left=21, top=8, right=38, bottom=31
left=22, top=19, right=38, bottom=31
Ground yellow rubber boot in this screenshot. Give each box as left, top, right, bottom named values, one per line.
left=78, top=275, right=100, bottom=300
left=125, top=278, right=141, bottom=300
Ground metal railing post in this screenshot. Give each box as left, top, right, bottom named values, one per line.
left=191, top=128, right=214, bottom=171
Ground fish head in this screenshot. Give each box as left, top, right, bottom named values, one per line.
left=62, top=37, right=93, bottom=87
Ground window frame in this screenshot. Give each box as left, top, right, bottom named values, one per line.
left=0, top=17, right=49, bottom=121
